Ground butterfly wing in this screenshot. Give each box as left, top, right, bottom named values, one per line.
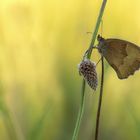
left=102, top=39, right=140, bottom=79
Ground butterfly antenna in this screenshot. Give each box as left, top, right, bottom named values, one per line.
left=86, top=32, right=92, bottom=34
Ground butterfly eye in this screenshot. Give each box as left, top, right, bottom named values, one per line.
left=97, top=35, right=104, bottom=42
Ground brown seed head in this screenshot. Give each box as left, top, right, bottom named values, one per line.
left=78, top=59, right=98, bottom=90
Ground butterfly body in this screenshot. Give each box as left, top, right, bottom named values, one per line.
left=97, top=35, right=140, bottom=79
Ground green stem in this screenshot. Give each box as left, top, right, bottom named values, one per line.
left=72, top=80, right=86, bottom=140
left=1, top=102, right=18, bottom=140
left=87, top=0, right=107, bottom=59
left=2, top=101, right=25, bottom=140
left=72, top=0, right=107, bottom=140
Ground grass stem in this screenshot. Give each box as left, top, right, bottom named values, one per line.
left=72, top=0, right=107, bottom=140
left=95, top=57, right=104, bottom=140
left=72, top=80, right=86, bottom=140
left=87, top=0, right=107, bottom=59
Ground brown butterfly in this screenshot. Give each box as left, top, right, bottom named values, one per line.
left=97, top=35, right=140, bottom=79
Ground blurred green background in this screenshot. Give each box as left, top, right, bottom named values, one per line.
left=0, top=0, right=140, bottom=140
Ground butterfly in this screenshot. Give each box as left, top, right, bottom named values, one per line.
left=97, top=35, right=140, bottom=79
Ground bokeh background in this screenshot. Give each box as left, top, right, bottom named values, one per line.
left=0, top=0, right=140, bottom=140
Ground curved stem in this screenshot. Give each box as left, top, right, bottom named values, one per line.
left=87, top=0, right=107, bottom=59
left=72, top=80, right=86, bottom=140
left=95, top=57, right=104, bottom=140
left=72, top=1, right=107, bottom=140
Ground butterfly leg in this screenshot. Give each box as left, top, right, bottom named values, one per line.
left=96, top=57, right=102, bottom=67
left=83, top=46, right=98, bottom=59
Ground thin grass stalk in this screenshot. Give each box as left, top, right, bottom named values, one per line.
left=72, top=0, right=107, bottom=140
left=72, top=80, right=86, bottom=140
left=2, top=104, right=19, bottom=140
left=87, top=0, right=107, bottom=59
left=95, top=57, right=104, bottom=140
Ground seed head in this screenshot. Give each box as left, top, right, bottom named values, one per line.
left=78, top=59, right=98, bottom=90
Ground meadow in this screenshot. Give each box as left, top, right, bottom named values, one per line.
left=0, top=0, right=140, bottom=140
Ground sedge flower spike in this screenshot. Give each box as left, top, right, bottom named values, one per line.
left=78, top=59, right=98, bottom=91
